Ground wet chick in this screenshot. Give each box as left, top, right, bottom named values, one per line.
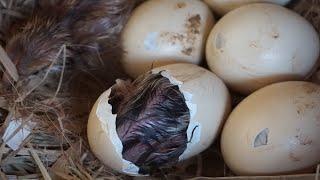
left=108, top=73, right=190, bottom=174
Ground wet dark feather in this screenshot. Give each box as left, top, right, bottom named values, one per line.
left=109, top=73, right=190, bottom=174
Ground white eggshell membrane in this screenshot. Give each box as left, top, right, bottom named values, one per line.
left=87, top=89, right=140, bottom=176
left=221, top=81, right=320, bottom=175
left=206, top=3, right=320, bottom=94
left=203, top=0, right=291, bottom=15
left=122, top=0, right=214, bottom=78
left=87, top=63, right=231, bottom=175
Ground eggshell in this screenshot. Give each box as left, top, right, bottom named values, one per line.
left=87, top=88, right=141, bottom=176
left=221, top=81, right=320, bottom=175
left=87, top=63, right=231, bottom=175
left=206, top=3, right=320, bottom=94
left=122, top=0, right=214, bottom=78
left=203, top=0, right=291, bottom=15
left=152, top=63, right=231, bottom=160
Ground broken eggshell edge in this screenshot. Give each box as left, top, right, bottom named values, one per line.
left=87, top=67, right=203, bottom=175
left=87, top=88, right=141, bottom=176
left=151, top=70, right=200, bottom=161
left=151, top=63, right=231, bottom=161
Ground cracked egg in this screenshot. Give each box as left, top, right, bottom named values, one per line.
left=221, top=81, right=320, bottom=175
left=87, top=63, right=231, bottom=175
left=206, top=3, right=320, bottom=94
left=121, top=0, right=214, bottom=78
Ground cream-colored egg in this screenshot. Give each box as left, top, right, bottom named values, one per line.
left=122, top=0, right=214, bottom=78
left=221, top=81, right=320, bottom=175
left=206, top=3, right=320, bottom=94
left=87, top=63, right=230, bottom=175
left=203, top=0, right=291, bottom=15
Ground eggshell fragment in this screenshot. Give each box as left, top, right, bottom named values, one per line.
left=221, top=81, right=320, bottom=175
left=122, top=0, right=214, bottom=78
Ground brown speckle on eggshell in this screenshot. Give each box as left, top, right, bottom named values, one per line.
left=122, top=0, right=214, bottom=77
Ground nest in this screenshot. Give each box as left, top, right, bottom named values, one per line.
left=0, top=0, right=319, bottom=179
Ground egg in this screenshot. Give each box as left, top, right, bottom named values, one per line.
left=312, top=69, right=320, bottom=84
left=203, top=0, right=291, bottom=15
left=206, top=3, right=320, bottom=94
left=221, top=81, right=320, bottom=175
left=121, top=0, right=214, bottom=78
left=87, top=63, right=230, bottom=175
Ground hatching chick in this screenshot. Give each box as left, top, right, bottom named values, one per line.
left=108, top=72, right=190, bottom=174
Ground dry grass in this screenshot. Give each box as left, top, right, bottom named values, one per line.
left=0, top=0, right=318, bottom=179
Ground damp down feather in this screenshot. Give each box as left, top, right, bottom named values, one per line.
left=108, top=72, right=190, bottom=174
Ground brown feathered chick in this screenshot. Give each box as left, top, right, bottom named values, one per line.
left=4, top=0, right=136, bottom=79
left=5, top=1, right=73, bottom=77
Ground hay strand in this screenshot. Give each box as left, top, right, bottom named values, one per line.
left=0, top=170, right=7, bottom=180
left=28, top=143, right=52, bottom=180
left=0, top=45, right=18, bottom=82
left=316, top=164, right=319, bottom=180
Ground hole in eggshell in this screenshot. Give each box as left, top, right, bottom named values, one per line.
left=108, top=72, right=190, bottom=174
left=254, top=128, right=269, bottom=148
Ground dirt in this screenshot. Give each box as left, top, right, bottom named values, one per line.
left=270, top=27, right=279, bottom=39
left=187, top=14, right=201, bottom=35
left=181, top=14, right=201, bottom=56
left=249, top=41, right=260, bottom=49
left=160, top=32, right=185, bottom=45
left=272, top=32, right=279, bottom=39
left=159, top=14, right=201, bottom=57
left=176, top=2, right=186, bottom=9
left=181, top=47, right=193, bottom=56
left=295, top=132, right=312, bottom=146
left=289, top=152, right=301, bottom=162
